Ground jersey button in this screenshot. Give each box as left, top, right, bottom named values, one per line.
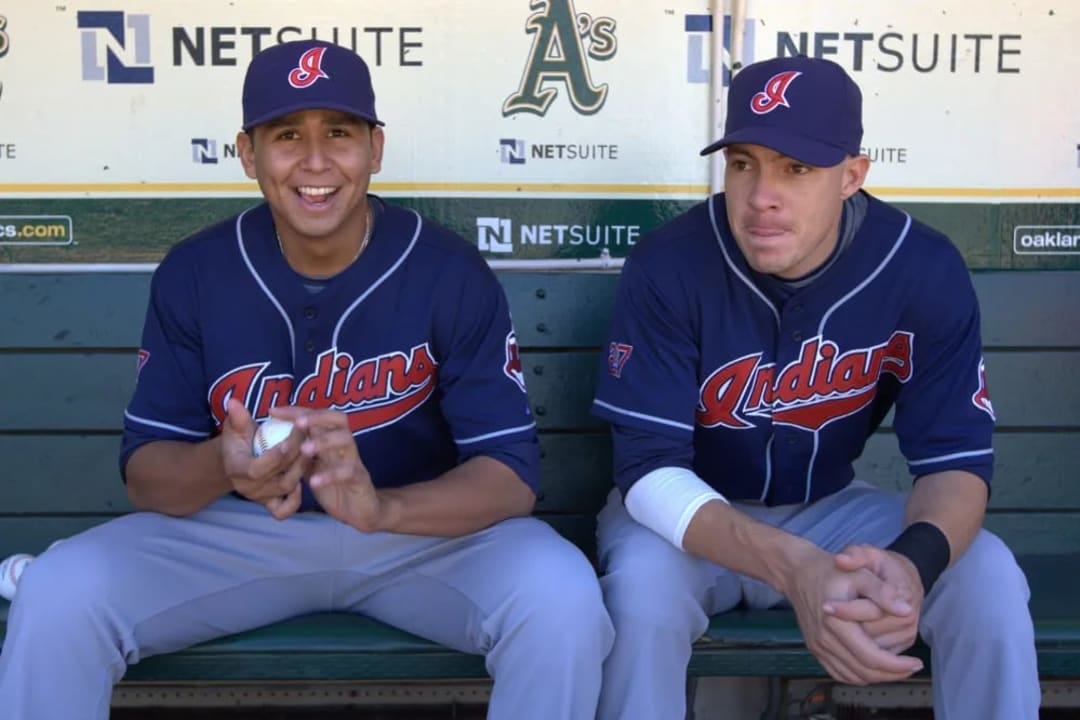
left=304, top=306, right=317, bottom=320
left=304, top=340, right=315, bottom=352
left=792, top=330, right=803, bottom=342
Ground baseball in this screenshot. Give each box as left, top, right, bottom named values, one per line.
left=253, top=417, right=295, bottom=457
left=0, top=553, right=35, bottom=601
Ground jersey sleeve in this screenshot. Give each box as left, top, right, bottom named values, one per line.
left=611, top=425, right=696, bottom=497
left=893, top=247, right=995, bottom=486
left=119, top=250, right=213, bottom=476
left=432, top=254, right=540, bottom=492
left=591, top=253, right=702, bottom=492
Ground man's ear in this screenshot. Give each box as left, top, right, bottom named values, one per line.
left=841, top=154, right=871, bottom=200
left=236, top=130, right=257, bottom=180
left=369, top=126, right=385, bottom=175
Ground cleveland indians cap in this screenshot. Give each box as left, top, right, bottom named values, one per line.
left=700, top=56, right=862, bottom=167
left=241, top=39, right=383, bottom=131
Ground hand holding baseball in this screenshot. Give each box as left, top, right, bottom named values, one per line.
left=272, top=406, right=384, bottom=532
left=222, top=399, right=308, bottom=520
left=0, top=553, right=34, bottom=601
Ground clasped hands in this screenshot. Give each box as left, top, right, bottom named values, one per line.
left=786, top=542, right=926, bottom=686
left=219, top=399, right=383, bottom=529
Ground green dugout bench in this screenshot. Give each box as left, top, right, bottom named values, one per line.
left=0, top=268, right=1078, bottom=709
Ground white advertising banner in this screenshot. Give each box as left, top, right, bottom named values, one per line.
left=0, top=0, right=1076, bottom=201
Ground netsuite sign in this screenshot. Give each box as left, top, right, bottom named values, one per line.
left=477, top=217, right=640, bottom=254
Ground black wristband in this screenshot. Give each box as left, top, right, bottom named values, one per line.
left=886, top=521, right=951, bottom=595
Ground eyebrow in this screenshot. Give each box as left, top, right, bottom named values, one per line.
left=726, top=145, right=793, bottom=162
left=264, top=112, right=365, bottom=129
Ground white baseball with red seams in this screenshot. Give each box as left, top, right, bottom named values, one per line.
left=0, top=553, right=34, bottom=601
left=252, top=418, right=295, bottom=457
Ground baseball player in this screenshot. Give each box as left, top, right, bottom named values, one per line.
left=0, top=40, right=613, bottom=720
left=592, top=56, right=1038, bottom=719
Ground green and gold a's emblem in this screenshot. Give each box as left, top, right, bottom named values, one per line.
left=503, top=0, right=617, bottom=117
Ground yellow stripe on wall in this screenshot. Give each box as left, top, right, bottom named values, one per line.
left=0, top=182, right=1078, bottom=198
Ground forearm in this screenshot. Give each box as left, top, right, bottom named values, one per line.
left=682, top=499, right=822, bottom=597
left=125, top=438, right=231, bottom=516
left=903, top=469, right=988, bottom=562
left=374, top=456, right=536, bottom=537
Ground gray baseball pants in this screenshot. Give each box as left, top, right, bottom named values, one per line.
left=596, top=481, right=1040, bottom=720
left=0, top=496, right=614, bottom=720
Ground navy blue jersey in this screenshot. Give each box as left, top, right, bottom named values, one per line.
left=122, top=198, right=539, bottom=508
left=593, top=191, right=995, bottom=505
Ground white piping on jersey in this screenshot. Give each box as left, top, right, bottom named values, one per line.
left=709, top=196, right=780, bottom=496
left=758, top=434, right=775, bottom=502
left=124, top=410, right=210, bottom=438
left=909, top=447, right=993, bottom=466
left=803, top=432, right=821, bottom=503
left=332, top=210, right=424, bottom=348
left=235, top=209, right=298, bottom=368
left=805, top=212, right=913, bottom=503
left=707, top=196, right=781, bottom=326
left=593, top=399, right=695, bottom=432
left=817, top=213, right=913, bottom=336
left=455, top=421, right=537, bottom=446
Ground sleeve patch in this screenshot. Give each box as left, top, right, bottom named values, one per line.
left=608, top=342, right=634, bottom=378
left=504, top=331, right=526, bottom=393
left=972, top=357, right=995, bottom=420
left=135, top=349, right=151, bottom=383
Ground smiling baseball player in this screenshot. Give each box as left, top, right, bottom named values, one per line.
left=0, top=40, right=612, bottom=720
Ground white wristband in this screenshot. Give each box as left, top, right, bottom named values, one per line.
left=624, top=467, right=728, bottom=550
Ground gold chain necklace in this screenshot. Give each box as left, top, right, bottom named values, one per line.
left=276, top=205, right=372, bottom=266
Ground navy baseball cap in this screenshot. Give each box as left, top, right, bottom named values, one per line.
left=700, top=56, right=862, bottom=167
left=242, top=40, right=383, bottom=131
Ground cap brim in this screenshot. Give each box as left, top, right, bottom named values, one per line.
left=243, top=101, right=384, bottom=132
left=700, top=126, right=847, bottom=167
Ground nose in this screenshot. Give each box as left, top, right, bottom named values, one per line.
left=299, top=135, right=331, bottom=172
left=747, top=170, right=781, bottom=212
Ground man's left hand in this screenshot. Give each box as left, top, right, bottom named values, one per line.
left=272, top=407, right=387, bottom=533
left=824, top=544, right=925, bottom=654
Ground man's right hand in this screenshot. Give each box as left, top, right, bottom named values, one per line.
left=221, top=399, right=309, bottom=520
left=782, top=544, right=924, bottom=686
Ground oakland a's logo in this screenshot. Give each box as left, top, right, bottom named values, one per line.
left=503, top=0, right=618, bottom=117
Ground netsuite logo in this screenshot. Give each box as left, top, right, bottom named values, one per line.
left=478, top=218, right=514, bottom=253
left=477, top=216, right=639, bottom=254
left=77, top=11, right=154, bottom=84
left=500, top=139, right=526, bottom=165
left=685, top=14, right=755, bottom=85
left=191, top=138, right=218, bottom=164
left=498, top=137, right=618, bottom=164
left=503, top=0, right=617, bottom=117
left=190, top=138, right=238, bottom=164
